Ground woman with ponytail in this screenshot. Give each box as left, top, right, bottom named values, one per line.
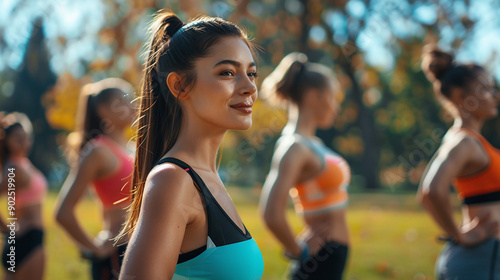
left=0, top=112, right=47, bottom=280
left=418, top=45, right=500, bottom=279
left=259, top=53, right=350, bottom=280
left=54, top=78, right=135, bottom=280
left=117, top=10, right=263, bottom=279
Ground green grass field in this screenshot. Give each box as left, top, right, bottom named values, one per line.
left=1, top=189, right=453, bottom=279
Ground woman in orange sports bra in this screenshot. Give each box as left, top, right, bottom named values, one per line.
left=54, top=78, right=136, bottom=280
left=0, top=112, right=47, bottom=280
left=259, top=53, right=350, bottom=280
left=419, top=45, right=500, bottom=280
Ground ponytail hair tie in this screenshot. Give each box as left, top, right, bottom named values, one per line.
left=172, top=20, right=205, bottom=38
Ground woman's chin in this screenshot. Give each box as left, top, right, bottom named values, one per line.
left=319, top=121, right=334, bottom=129
left=229, top=121, right=252, bottom=131
left=486, top=108, right=498, bottom=119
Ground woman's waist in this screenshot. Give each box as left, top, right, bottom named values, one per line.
left=11, top=213, right=44, bottom=236
left=301, top=211, right=350, bottom=244
left=101, top=207, right=129, bottom=236
left=15, top=204, right=43, bottom=221
left=463, top=202, right=500, bottom=229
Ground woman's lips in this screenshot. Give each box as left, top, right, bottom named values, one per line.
left=230, top=101, right=253, bottom=114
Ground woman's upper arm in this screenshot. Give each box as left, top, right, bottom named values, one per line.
left=421, top=137, right=476, bottom=194
left=0, top=164, right=29, bottom=193
left=55, top=148, right=106, bottom=214
left=260, top=144, right=308, bottom=218
left=121, top=165, right=194, bottom=279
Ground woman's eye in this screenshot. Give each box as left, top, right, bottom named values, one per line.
left=220, top=71, right=234, bottom=76
left=248, top=72, right=259, bottom=78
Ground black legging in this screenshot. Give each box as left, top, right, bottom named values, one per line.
left=289, top=241, right=349, bottom=280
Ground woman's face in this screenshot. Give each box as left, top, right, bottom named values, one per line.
left=182, top=37, right=258, bottom=131
left=464, top=72, right=498, bottom=120
left=5, top=126, right=31, bottom=157
left=98, top=93, right=136, bottom=132
left=314, top=81, right=341, bottom=129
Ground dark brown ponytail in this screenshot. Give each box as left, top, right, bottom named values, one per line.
left=261, top=52, right=333, bottom=106
left=422, top=44, right=485, bottom=99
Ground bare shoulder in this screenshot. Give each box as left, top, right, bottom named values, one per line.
left=143, top=162, right=196, bottom=205
left=1, top=162, right=29, bottom=188
left=274, top=135, right=312, bottom=162
left=3, top=163, right=28, bottom=177
left=440, top=131, right=482, bottom=160
left=78, top=143, right=111, bottom=165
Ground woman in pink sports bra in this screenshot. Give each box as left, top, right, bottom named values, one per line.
left=259, top=53, right=350, bottom=280
left=54, top=78, right=136, bottom=280
left=0, top=112, right=47, bottom=280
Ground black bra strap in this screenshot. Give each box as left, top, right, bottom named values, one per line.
left=156, top=157, right=191, bottom=170
left=155, top=157, right=206, bottom=194
left=155, top=157, right=251, bottom=247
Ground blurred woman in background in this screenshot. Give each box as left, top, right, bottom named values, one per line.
left=118, top=11, right=263, bottom=280
left=419, top=45, right=500, bottom=279
left=0, top=112, right=47, bottom=280
left=259, top=53, right=350, bottom=280
left=54, top=78, right=135, bottom=280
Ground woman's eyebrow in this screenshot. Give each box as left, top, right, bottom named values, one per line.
left=213, top=59, right=256, bottom=68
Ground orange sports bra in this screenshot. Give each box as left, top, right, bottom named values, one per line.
left=454, top=128, right=500, bottom=205
left=91, top=135, right=134, bottom=208
left=288, top=135, right=351, bottom=215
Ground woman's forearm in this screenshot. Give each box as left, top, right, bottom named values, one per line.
left=423, top=188, right=461, bottom=239
left=264, top=212, right=301, bottom=256
left=55, top=209, right=99, bottom=253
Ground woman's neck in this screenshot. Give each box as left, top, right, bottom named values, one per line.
left=9, top=153, right=26, bottom=160
left=453, top=116, right=484, bottom=133
left=284, top=105, right=317, bottom=138
left=104, top=129, right=128, bottom=146
left=167, top=117, right=226, bottom=173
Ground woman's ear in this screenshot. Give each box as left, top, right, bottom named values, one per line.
left=449, top=87, right=465, bottom=106
left=96, top=102, right=108, bottom=120
left=166, top=72, right=187, bottom=99
left=302, top=88, right=320, bottom=106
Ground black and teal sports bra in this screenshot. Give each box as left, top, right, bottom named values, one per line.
left=155, top=157, right=263, bottom=280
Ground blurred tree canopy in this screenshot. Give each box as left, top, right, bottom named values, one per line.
left=1, top=0, right=499, bottom=190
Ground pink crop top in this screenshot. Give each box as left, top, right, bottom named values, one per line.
left=91, top=136, right=134, bottom=208
left=9, top=157, right=47, bottom=209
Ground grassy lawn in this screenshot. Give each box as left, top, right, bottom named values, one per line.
left=1, top=189, right=452, bottom=279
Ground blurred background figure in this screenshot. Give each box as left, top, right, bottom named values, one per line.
left=259, top=52, right=350, bottom=280
left=0, top=112, right=47, bottom=280
left=419, top=45, right=500, bottom=280
left=54, top=78, right=135, bottom=280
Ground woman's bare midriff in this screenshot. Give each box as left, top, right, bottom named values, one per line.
left=299, top=208, right=349, bottom=253
left=463, top=201, right=500, bottom=239
left=15, top=204, right=44, bottom=235
left=101, top=206, right=130, bottom=244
